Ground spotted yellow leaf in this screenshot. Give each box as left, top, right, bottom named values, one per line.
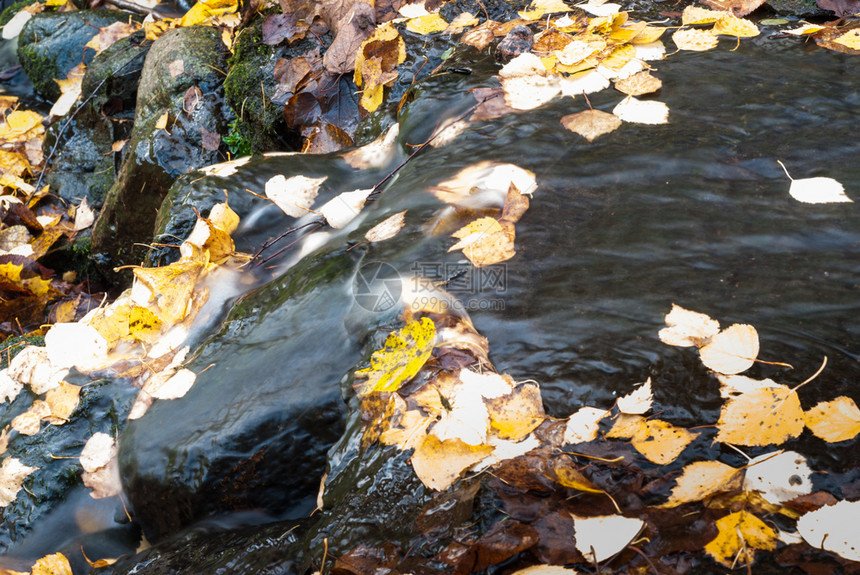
left=804, top=396, right=860, bottom=443
left=354, top=317, right=436, bottom=395
left=704, top=510, right=777, bottom=568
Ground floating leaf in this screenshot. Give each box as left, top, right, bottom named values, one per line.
left=30, top=552, right=73, bottom=575
left=682, top=6, right=729, bottom=25
left=797, top=501, right=860, bottom=562
left=777, top=161, right=851, bottom=204
left=614, top=70, right=662, bottom=96
left=553, top=465, right=604, bottom=494
left=616, top=378, right=653, bottom=415
left=365, top=211, right=407, bottom=243
left=519, top=0, right=573, bottom=20
left=711, top=14, right=760, bottom=37
left=743, top=450, right=812, bottom=504
left=715, top=383, right=804, bottom=447
left=319, top=188, right=374, bottom=229
left=354, top=318, right=436, bottom=395
left=486, top=382, right=545, bottom=440
left=673, top=28, right=720, bottom=51
left=265, top=174, right=326, bottom=217
left=560, top=110, right=621, bottom=142
left=572, top=514, right=644, bottom=562
left=149, top=368, right=197, bottom=400
left=406, top=13, right=448, bottom=34
left=630, top=419, right=698, bottom=465
left=660, top=461, right=742, bottom=508
left=563, top=406, right=607, bottom=444
left=804, top=396, right=860, bottom=442
left=699, top=323, right=758, bottom=374
left=612, top=96, right=669, bottom=125
left=704, top=510, right=777, bottom=567
left=0, top=456, right=38, bottom=506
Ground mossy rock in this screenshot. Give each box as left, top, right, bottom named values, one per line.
left=223, top=18, right=322, bottom=153
left=0, top=0, right=35, bottom=28
left=16, top=9, right=136, bottom=100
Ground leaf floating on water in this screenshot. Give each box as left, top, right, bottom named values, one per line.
left=797, top=500, right=860, bottom=562
left=509, top=566, right=579, bottom=574
left=659, top=460, right=742, bottom=508
left=319, top=188, right=374, bottom=229
left=612, top=96, right=669, bottom=125
left=613, top=70, right=662, bottom=96
left=743, top=450, right=813, bottom=504
left=699, top=323, right=759, bottom=374
left=711, top=14, right=760, bottom=37
left=519, top=0, right=573, bottom=20
left=681, top=6, right=729, bottom=25
left=405, top=13, right=448, bottom=34
left=0, top=456, right=38, bottom=507
left=704, top=510, right=777, bottom=568
left=630, top=419, right=698, bottom=465
left=616, top=377, right=653, bottom=414
left=777, top=160, right=851, bottom=204
left=658, top=304, right=720, bottom=347
left=572, top=514, right=644, bottom=562
left=560, top=110, right=621, bottom=142
left=354, top=318, right=436, bottom=395
left=265, top=174, right=327, bottom=217
left=365, top=211, right=407, bottom=243
left=30, top=552, right=73, bottom=575
left=715, top=382, right=804, bottom=447
left=672, top=28, right=720, bottom=51
left=804, top=396, right=860, bottom=442
left=342, top=124, right=400, bottom=169
left=563, top=406, right=608, bottom=444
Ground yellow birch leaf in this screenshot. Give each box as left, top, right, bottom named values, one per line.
left=784, top=23, right=825, bottom=35
left=449, top=220, right=517, bottom=268
left=406, top=13, right=448, bottom=34
left=144, top=19, right=173, bottom=41
left=354, top=22, right=406, bottom=88
left=561, top=109, right=621, bottom=142
left=410, top=434, right=494, bottom=491
left=552, top=465, right=604, bottom=494
left=88, top=302, right=132, bottom=345
left=712, top=14, right=760, bottom=38
left=365, top=211, right=407, bottom=243
left=0, top=110, right=44, bottom=142
left=804, top=396, right=860, bottom=443
left=659, top=461, right=743, bottom=508
left=359, top=58, right=386, bottom=113
left=605, top=413, right=643, bottom=439
left=31, top=552, right=73, bottom=575
left=599, top=43, right=636, bottom=70
left=519, top=0, right=573, bottom=20
left=715, top=385, right=804, bottom=447
left=0, top=150, right=32, bottom=177
left=833, top=29, right=860, bottom=49
left=0, top=456, right=38, bottom=506
left=704, top=510, right=777, bottom=568
left=630, top=419, right=698, bottom=465
left=128, top=305, right=164, bottom=344
left=155, top=111, right=170, bottom=132
left=379, top=405, right=432, bottom=450
left=354, top=317, right=436, bottom=395
left=673, top=28, right=719, bottom=51
left=630, top=24, right=665, bottom=43
left=11, top=401, right=48, bottom=435
left=450, top=217, right=503, bottom=247
left=44, top=382, right=81, bottom=423
left=29, top=227, right=65, bottom=260
left=179, top=0, right=238, bottom=27
left=132, top=260, right=204, bottom=324
left=486, top=382, right=545, bottom=440
left=698, top=323, right=759, bottom=375
left=681, top=5, right=729, bottom=25
left=445, top=11, right=479, bottom=33
left=208, top=201, right=240, bottom=235
left=181, top=217, right=234, bottom=264
left=614, top=71, right=662, bottom=96
left=659, top=304, right=720, bottom=347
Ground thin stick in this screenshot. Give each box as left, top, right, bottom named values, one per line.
left=776, top=159, right=793, bottom=180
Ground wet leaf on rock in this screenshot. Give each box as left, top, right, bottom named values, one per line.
left=354, top=318, right=436, bottom=395
left=0, top=456, right=38, bottom=507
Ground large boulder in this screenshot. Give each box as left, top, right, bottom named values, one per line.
left=16, top=10, right=132, bottom=100
left=44, top=30, right=150, bottom=209
left=90, top=26, right=233, bottom=280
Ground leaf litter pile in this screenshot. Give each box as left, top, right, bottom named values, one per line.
left=1, top=0, right=860, bottom=570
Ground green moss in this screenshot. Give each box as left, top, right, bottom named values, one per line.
left=0, top=334, right=45, bottom=369
left=0, top=0, right=36, bottom=28
left=17, top=43, right=60, bottom=99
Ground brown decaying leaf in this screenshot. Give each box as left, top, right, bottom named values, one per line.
left=184, top=86, right=203, bottom=114
left=561, top=109, right=621, bottom=142
left=200, top=126, right=221, bottom=151
left=614, top=70, right=662, bottom=96
left=323, top=1, right=376, bottom=74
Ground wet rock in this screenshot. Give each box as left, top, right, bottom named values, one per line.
left=222, top=17, right=324, bottom=153
left=0, top=371, right=140, bottom=558
left=117, top=250, right=362, bottom=542
left=44, top=30, right=150, bottom=209
left=495, top=25, right=533, bottom=64
left=90, top=26, right=233, bottom=281
left=16, top=10, right=133, bottom=100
